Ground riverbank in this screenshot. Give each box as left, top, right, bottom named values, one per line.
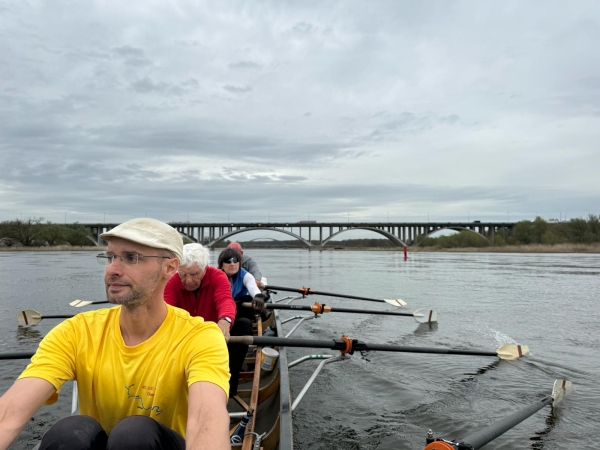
left=2, top=243, right=600, bottom=253
left=408, top=243, right=600, bottom=253
left=0, top=245, right=103, bottom=251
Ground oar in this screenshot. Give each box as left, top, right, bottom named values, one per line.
left=424, top=379, right=572, bottom=449
left=17, top=310, right=74, bottom=326
left=0, top=339, right=529, bottom=363
left=70, top=299, right=108, bottom=307
left=0, top=351, right=35, bottom=360
left=264, top=284, right=407, bottom=307
left=228, top=336, right=529, bottom=360
left=242, top=302, right=437, bottom=323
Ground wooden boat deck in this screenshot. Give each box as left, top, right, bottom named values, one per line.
left=228, top=310, right=293, bottom=449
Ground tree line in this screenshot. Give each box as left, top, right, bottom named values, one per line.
left=418, top=215, right=600, bottom=248
left=3, top=215, right=599, bottom=249
left=0, top=218, right=95, bottom=247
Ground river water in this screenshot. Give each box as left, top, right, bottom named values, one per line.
left=0, top=250, right=597, bottom=449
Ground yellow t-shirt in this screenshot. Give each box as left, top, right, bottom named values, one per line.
left=18, top=304, right=229, bottom=437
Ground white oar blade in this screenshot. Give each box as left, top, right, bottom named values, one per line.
left=17, top=309, right=43, bottom=326
left=552, top=379, right=572, bottom=407
left=70, top=299, right=94, bottom=307
left=412, top=308, right=437, bottom=323
left=496, top=344, right=530, bottom=360
left=71, top=380, right=79, bottom=414
left=384, top=298, right=407, bottom=307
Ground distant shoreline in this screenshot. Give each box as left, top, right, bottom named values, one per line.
left=1, top=243, right=599, bottom=253
left=0, top=246, right=105, bottom=252
left=406, top=243, right=600, bottom=253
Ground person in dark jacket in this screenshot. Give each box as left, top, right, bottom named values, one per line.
left=227, top=242, right=264, bottom=289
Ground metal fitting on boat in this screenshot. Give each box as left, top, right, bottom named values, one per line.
left=426, top=429, right=434, bottom=444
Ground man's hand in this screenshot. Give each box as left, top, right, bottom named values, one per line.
left=255, top=279, right=265, bottom=290
left=0, top=378, right=56, bottom=450
left=217, top=319, right=230, bottom=342
left=252, top=293, right=267, bottom=311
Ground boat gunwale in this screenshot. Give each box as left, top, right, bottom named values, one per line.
left=274, top=310, right=293, bottom=450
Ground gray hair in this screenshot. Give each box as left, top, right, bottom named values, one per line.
left=180, top=243, right=210, bottom=270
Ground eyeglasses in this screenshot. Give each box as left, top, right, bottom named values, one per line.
left=223, top=257, right=239, bottom=264
left=97, top=252, right=171, bottom=266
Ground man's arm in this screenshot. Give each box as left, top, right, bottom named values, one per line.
left=216, top=319, right=231, bottom=342
left=242, top=256, right=262, bottom=281
left=213, top=270, right=237, bottom=326
left=186, top=381, right=230, bottom=450
left=0, top=378, right=56, bottom=450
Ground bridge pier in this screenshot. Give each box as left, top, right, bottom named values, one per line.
left=81, top=221, right=517, bottom=249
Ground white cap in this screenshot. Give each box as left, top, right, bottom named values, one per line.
left=100, top=218, right=183, bottom=261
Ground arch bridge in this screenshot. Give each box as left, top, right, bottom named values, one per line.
left=82, top=221, right=515, bottom=250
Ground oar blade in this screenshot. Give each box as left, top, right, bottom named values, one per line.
left=17, top=309, right=42, bottom=326
left=384, top=298, right=407, bottom=307
left=70, top=299, right=95, bottom=307
left=496, top=344, right=530, bottom=360
left=412, top=308, right=437, bottom=323
left=552, top=379, right=572, bottom=407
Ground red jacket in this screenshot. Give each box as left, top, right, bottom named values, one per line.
left=164, top=266, right=237, bottom=324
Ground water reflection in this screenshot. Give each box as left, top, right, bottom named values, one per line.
left=16, top=326, right=42, bottom=344
left=529, top=409, right=561, bottom=449
left=413, top=322, right=438, bottom=336
left=460, top=359, right=501, bottom=382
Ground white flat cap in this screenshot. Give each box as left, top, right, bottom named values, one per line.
left=100, top=218, right=183, bottom=261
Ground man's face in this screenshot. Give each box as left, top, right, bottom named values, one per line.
left=104, top=237, right=166, bottom=308
left=178, top=263, right=205, bottom=291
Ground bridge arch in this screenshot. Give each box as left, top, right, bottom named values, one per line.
left=321, top=227, right=407, bottom=248
left=207, top=227, right=312, bottom=249
left=248, top=237, right=280, bottom=242
left=179, top=231, right=198, bottom=243
left=414, top=227, right=490, bottom=246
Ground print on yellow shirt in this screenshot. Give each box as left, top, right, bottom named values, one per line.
left=125, top=384, right=162, bottom=415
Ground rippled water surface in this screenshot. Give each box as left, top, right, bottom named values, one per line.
left=0, top=250, right=598, bottom=449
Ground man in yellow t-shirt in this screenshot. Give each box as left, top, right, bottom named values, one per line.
left=0, top=218, right=231, bottom=450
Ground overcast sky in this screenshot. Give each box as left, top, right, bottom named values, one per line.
left=1, top=1, right=599, bottom=227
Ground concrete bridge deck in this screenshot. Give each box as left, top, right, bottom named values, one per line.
left=83, top=221, right=516, bottom=249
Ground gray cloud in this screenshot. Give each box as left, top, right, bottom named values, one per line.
left=0, top=1, right=599, bottom=225
left=229, top=61, right=262, bottom=70
left=223, top=85, right=253, bottom=93
left=111, top=46, right=151, bottom=66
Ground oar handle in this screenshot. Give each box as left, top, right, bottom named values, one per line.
left=0, top=352, right=35, bottom=360
left=229, top=336, right=340, bottom=349
left=43, top=315, right=74, bottom=319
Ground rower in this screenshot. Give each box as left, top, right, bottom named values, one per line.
left=0, top=218, right=231, bottom=449
left=227, top=241, right=265, bottom=289
left=164, top=243, right=264, bottom=397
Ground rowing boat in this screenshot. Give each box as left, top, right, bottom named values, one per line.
left=10, top=291, right=570, bottom=449
left=228, top=309, right=292, bottom=450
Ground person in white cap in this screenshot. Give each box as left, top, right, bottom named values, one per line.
left=0, top=218, right=230, bottom=450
